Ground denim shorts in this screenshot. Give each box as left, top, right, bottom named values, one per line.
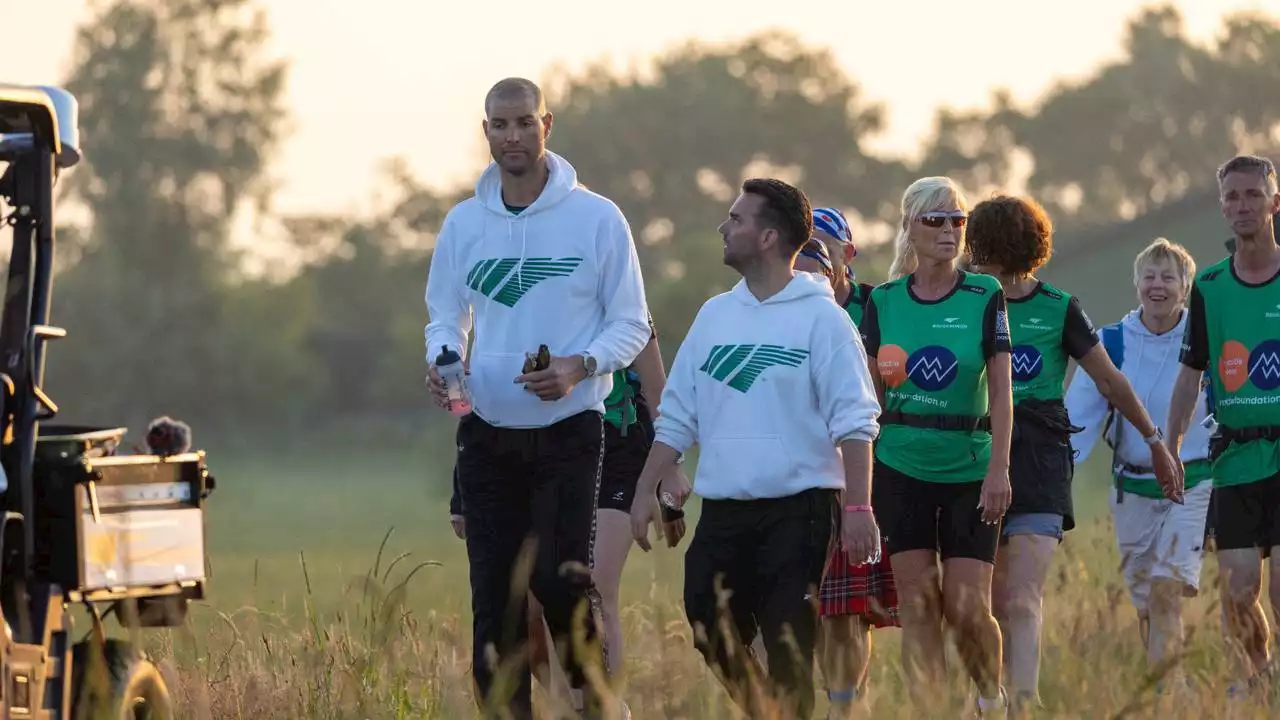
left=1000, top=512, right=1064, bottom=542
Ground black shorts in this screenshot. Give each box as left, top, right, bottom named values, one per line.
left=597, top=420, right=651, bottom=512
left=683, top=487, right=835, bottom=719
left=872, top=459, right=1000, bottom=564
left=1007, top=416, right=1075, bottom=531
left=1212, top=472, right=1280, bottom=557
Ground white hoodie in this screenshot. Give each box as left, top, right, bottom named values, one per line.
left=424, top=151, right=651, bottom=429
left=1065, top=307, right=1213, bottom=475
left=654, top=273, right=882, bottom=500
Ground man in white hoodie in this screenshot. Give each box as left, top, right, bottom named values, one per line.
left=1064, top=238, right=1213, bottom=685
left=425, top=77, right=651, bottom=719
left=629, top=178, right=882, bottom=720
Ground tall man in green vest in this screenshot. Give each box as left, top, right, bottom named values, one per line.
left=1166, top=154, right=1280, bottom=697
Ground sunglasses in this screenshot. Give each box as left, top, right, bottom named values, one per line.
left=919, top=212, right=967, bottom=229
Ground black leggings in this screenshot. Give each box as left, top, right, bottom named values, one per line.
left=456, top=410, right=605, bottom=719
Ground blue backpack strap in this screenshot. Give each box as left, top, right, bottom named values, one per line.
left=1100, top=322, right=1125, bottom=369
left=1098, top=323, right=1125, bottom=452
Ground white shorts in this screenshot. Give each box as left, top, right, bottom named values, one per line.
left=1109, top=480, right=1213, bottom=614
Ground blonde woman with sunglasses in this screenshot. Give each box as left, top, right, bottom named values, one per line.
left=860, top=177, right=1013, bottom=716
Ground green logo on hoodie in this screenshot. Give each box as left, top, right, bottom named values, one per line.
left=466, top=257, right=584, bottom=307
left=699, top=344, right=810, bottom=393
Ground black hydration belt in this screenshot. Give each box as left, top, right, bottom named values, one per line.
left=880, top=410, right=991, bottom=433
left=1209, top=424, right=1280, bottom=461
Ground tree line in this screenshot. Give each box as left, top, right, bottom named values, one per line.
left=22, top=0, right=1280, bottom=449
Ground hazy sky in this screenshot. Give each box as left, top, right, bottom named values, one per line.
left=8, top=0, right=1279, bottom=218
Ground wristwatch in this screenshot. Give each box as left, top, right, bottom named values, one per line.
left=674, top=453, right=685, bottom=465
left=580, top=352, right=597, bottom=378
left=1143, top=427, right=1164, bottom=446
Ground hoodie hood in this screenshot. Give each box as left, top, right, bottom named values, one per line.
left=1119, top=305, right=1188, bottom=356
left=469, top=151, right=584, bottom=338
left=1118, top=306, right=1187, bottom=337
left=729, top=271, right=836, bottom=307
left=474, top=149, right=580, bottom=217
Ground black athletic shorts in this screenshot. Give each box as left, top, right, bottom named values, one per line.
left=1212, top=472, right=1280, bottom=557
left=598, top=420, right=651, bottom=512
left=872, top=459, right=1000, bottom=564
left=683, top=487, right=835, bottom=720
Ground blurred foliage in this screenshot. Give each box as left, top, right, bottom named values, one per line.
left=916, top=6, right=1280, bottom=225
left=18, top=1, right=1278, bottom=448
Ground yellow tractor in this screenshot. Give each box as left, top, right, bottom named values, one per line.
left=0, top=84, right=216, bottom=719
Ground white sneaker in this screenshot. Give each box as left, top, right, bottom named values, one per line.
left=976, top=687, right=1008, bottom=718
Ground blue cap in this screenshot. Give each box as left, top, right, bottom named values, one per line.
left=813, top=207, right=852, bottom=242
left=812, top=207, right=856, bottom=259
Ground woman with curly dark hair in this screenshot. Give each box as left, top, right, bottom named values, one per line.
left=964, top=194, right=1180, bottom=711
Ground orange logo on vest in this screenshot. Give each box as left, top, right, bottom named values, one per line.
left=878, top=344, right=909, bottom=388
left=1218, top=340, right=1249, bottom=393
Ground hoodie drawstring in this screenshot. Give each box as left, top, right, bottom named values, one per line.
left=504, top=215, right=529, bottom=291
left=1135, top=326, right=1170, bottom=424
left=1117, top=310, right=1175, bottom=466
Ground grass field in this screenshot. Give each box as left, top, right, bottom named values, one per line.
left=109, top=197, right=1274, bottom=717
left=91, top=429, right=1274, bottom=720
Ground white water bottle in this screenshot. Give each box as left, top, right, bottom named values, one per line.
left=435, top=345, right=472, bottom=417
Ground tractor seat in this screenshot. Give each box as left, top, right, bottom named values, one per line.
left=35, top=425, right=127, bottom=465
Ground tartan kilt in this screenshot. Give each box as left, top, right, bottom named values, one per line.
left=817, top=539, right=900, bottom=627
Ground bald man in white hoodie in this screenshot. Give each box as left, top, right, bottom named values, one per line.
left=630, top=178, right=882, bottom=720
left=425, top=77, right=651, bottom=720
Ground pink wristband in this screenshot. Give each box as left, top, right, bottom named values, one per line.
left=844, top=504, right=872, bottom=513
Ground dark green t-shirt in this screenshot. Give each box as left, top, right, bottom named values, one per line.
left=1180, top=256, right=1280, bottom=486
left=1006, top=281, right=1099, bottom=403
left=862, top=271, right=1012, bottom=483
left=841, top=282, right=874, bottom=328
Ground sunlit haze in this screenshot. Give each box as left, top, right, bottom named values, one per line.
left=8, top=0, right=1279, bottom=218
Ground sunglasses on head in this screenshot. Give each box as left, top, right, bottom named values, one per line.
left=919, top=211, right=967, bottom=229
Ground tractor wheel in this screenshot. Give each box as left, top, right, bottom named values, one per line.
left=71, top=638, right=173, bottom=720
